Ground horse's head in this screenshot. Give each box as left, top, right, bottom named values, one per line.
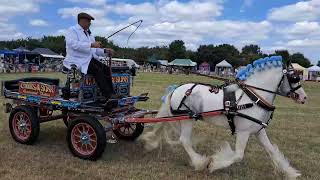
left=277, top=61, right=307, bottom=104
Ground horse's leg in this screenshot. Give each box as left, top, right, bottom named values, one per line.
left=256, top=129, right=300, bottom=179
left=208, top=131, right=250, bottom=172
left=180, top=120, right=209, bottom=171
left=139, top=123, right=164, bottom=151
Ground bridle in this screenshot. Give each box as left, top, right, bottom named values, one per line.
left=237, top=63, right=302, bottom=104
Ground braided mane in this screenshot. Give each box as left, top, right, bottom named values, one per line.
left=236, top=56, right=283, bottom=81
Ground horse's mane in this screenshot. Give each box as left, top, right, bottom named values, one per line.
left=236, top=56, right=283, bottom=81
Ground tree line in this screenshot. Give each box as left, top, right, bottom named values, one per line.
left=0, top=36, right=313, bottom=68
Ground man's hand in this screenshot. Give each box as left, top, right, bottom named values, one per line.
left=91, top=41, right=101, bottom=48
left=104, top=48, right=115, bottom=56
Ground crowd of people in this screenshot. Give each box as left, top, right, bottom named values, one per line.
left=0, top=56, right=62, bottom=73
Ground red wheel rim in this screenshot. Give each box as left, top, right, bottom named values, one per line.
left=118, top=123, right=136, bottom=136
left=71, top=123, right=97, bottom=156
left=12, top=112, right=32, bottom=141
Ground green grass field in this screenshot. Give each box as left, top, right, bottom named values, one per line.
left=0, top=72, right=319, bottom=180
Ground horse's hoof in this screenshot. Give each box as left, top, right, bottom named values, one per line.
left=207, top=157, right=215, bottom=173
left=193, top=156, right=209, bottom=171
left=287, top=171, right=301, bottom=180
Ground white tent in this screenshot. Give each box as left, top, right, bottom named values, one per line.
left=216, top=60, right=232, bottom=67
left=292, top=63, right=308, bottom=80
left=215, top=60, right=233, bottom=76
left=308, top=65, right=320, bottom=81
left=158, top=60, right=168, bottom=66
left=308, top=65, right=320, bottom=72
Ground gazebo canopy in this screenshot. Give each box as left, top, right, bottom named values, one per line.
left=308, top=65, right=320, bottom=72
left=168, top=59, right=197, bottom=66
left=13, top=47, right=30, bottom=52
left=147, top=55, right=159, bottom=65
left=158, top=60, right=168, bottom=66
left=31, top=48, right=64, bottom=59
left=216, top=60, right=232, bottom=67
left=0, top=50, right=17, bottom=55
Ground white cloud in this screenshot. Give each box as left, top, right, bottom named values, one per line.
left=0, top=22, right=24, bottom=40
left=58, top=7, right=106, bottom=19
left=278, top=21, right=320, bottom=39
left=67, top=0, right=107, bottom=6
left=287, top=39, right=320, bottom=47
left=97, top=19, right=271, bottom=52
left=0, top=0, right=41, bottom=21
left=112, top=2, right=157, bottom=16
left=29, top=19, right=49, bottom=27
left=0, top=0, right=46, bottom=40
left=160, top=0, right=223, bottom=21
left=268, top=0, right=320, bottom=22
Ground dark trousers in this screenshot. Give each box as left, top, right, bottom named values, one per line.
left=87, top=59, right=114, bottom=99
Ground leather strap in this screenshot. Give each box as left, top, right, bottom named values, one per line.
left=240, top=86, right=275, bottom=111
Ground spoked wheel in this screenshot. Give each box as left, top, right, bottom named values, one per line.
left=113, top=123, right=144, bottom=141
left=67, top=116, right=106, bottom=161
left=9, top=105, right=40, bottom=144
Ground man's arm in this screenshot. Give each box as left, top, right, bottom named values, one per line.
left=65, top=28, right=92, bottom=53
left=95, top=48, right=106, bottom=57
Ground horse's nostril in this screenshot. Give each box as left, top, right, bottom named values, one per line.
left=304, top=97, right=307, bottom=100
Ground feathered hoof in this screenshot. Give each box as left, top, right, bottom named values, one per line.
left=207, top=157, right=216, bottom=173
left=192, top=155, right=210, bottom=171
left=144, top=140, right=159, bottom=152
left=286, top=171, right=301, bottom=180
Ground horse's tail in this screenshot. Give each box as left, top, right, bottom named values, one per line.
left=139, top=85, right=181, bottom=151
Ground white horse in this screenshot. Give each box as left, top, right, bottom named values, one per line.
left=140, top=56, right=307, bottom=179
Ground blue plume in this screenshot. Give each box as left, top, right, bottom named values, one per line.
left=236, top=55, right=283, bottom=81
left=161, top=85, right=178, bottom=103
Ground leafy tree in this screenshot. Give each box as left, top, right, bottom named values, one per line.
left=168, top=40, right=186, bottom=60
left=214, top=44, right=240, bottom=67
left=196, top=44, right=240, bottom=69
left=196, top=44, right=216, bottom=64
left=41, top=36, right=66, bottom=55
left=241, top=44, right=262, bottom=55
left=290, top=53, right=311, bottom=67
left=240, top=44, right=263, bottom=64
left=317, top=60, right=320, bottom=66
left=275, top=50, right=290, bottom=64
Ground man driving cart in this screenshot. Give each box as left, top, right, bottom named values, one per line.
left=63, top=12, right=117, bottom=102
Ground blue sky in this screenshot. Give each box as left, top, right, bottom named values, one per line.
left=0, top=0, right=319, bottom=64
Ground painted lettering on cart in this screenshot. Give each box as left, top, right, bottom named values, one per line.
left=19, top=82, right=57, bottom=97
left=112, top=76, right=129, bottom=83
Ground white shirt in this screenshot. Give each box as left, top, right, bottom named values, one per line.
left=63, top=24, right=106, bottom=74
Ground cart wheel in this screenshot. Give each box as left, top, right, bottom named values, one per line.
left=113, top=123, right=144, bottom=141
left=67, top=116, right=106, bottom=161
left=9, top=105, right=40, bottom=145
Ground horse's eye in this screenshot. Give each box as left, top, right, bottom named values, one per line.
left=289, top=75, right=300, bottom=83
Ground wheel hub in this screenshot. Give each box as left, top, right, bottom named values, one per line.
left=18, top=119, right=27, bottom=132
left=80, top=132, right=90, bottom=145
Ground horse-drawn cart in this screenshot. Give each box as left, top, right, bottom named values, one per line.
left=1, top=63, right=159, bottom=160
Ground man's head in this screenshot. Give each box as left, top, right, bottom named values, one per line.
left=77, top=12, right=94, bottom=30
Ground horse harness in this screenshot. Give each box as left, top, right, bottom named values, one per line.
left=170, top=69, right=302, bottom=135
